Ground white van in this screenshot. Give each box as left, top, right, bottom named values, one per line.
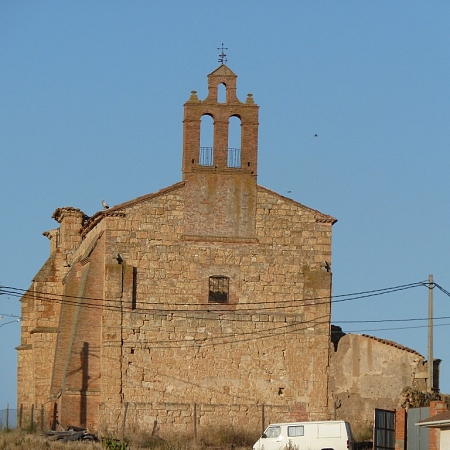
left=253, top=420, right=354, bottom=450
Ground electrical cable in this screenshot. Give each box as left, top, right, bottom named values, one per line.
left=0, top=280, right=428, bottom=316
left=1, top=280, right=448, bottom=337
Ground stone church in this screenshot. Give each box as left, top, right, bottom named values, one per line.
left=17, top=64, right=337, bottom=434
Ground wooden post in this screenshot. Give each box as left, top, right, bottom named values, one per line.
left=193, top=403, right=197, bottom=445
left=428, top=274, right=434, bottom=391
left=121, top=402, right=129, bottom=441
left=51, top=402, right=57, bottom=431
left=41, top=404, right=44, bottom=431
left=6, top=403, right=9, bottom=431
left=261, top=404, right=265, bottom=434
left=31, top=404, right=34, bottom=429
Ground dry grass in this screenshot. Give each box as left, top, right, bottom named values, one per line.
left=0, top=428, right=102, bottom=449
left=351, top=424, right=373, bottom=443
left=123, top=425, right=258, bottom=450
left=0, top=426, right=258, bottom=450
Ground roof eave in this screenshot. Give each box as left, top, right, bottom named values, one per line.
left=417, top=420, right=450, bottom=428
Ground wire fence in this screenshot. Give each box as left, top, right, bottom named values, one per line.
left=6, top=401, right=309, bottom=438
left=0, top=404, right=49, bottom=431
left=0, top=406, right=17, bottom=430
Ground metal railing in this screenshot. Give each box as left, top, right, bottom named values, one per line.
left=199, top=147, right=214, bottom=166
left=199, top=147, right=241, bottom=168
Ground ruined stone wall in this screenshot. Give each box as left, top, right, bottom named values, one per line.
left=330, top=334, right=428, bottom=431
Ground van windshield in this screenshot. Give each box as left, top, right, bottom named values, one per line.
left=265, top=426, right=281, bottom=438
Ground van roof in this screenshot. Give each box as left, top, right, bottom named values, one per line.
left=266, top=421, right=348, bottom=426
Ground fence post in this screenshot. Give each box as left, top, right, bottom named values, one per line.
left=121, top=402, right=129, bottom=441
left=41, top=404, right=44, bottom=431
left=193, top=403, right=197, bottom=445
left=261, top=404, right=265, bottom=434
left=51, top=402, right=57, bottom=431
left=6, top=403, right=9, bottom=431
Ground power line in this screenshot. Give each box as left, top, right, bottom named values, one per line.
left=0, top=280, right=441, bottom=331
left=0, top=280, right=428, bottom=315
left=0, top=312, right=21, bottom=319
left=121, top=316, right=332, bottom=348
left=344, top=321, right=450, bottom=334
left=0, top=318, right=21, bottom=329
left=335, top=315, right=450, bottom=324
left=2, top=280, right=448, bottom=337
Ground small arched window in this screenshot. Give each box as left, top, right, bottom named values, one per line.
left=218, top=83, right=226, bottom=103
left=209, top=276, right=229, bottom=303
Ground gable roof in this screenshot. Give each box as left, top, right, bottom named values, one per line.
left=360, top=334, right=424, bottom=358
left=257, top=185, right=337, bottom=224
left=81, top=181, right=185, bottom=237
left=80, top=181, right=336, bottom=238
left=208, top=64, right=237, bottom=77
left=418, top=410, right=450, bottom=427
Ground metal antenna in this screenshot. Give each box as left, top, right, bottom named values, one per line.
left=218, top=43, right=228, bottom=64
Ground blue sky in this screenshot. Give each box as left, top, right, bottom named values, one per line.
left=1, top=2, right=450, bottom=410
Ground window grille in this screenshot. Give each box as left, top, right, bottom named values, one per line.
left=209, top=276, right=229, bottom=303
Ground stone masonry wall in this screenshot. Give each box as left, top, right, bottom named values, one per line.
left=19, top=183, right=334, bottom=434
left=94, top=185, right=334, bottom=435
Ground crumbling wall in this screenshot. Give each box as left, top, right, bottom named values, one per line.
left=330, top=333, right=429, bottom=430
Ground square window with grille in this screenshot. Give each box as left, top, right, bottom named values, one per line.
left=209, top=276, right=229, bottom=303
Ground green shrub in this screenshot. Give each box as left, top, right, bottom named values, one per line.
left=102, top=437, right=129, bottom=450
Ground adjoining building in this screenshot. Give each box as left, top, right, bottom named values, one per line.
left=330, top=330, right=438, bottom=432
left=418, top=402, right=450, bottom=450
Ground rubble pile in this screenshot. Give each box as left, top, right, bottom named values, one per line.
left=44, top=427, right=99, bottom=442
left=399, top=387, right=449, bottom=409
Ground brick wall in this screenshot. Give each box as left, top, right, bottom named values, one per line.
left=395, top=408, right=406, bottom=450
left=429, top=400, right=448, bottom=450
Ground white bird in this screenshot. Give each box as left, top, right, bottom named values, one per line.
left=102, top=199, right=109, bottom=209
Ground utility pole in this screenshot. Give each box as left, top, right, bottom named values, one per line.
left=427, top=274, right=434, bottom=391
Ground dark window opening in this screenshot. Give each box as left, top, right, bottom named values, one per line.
left=209, top=276, right=229, bottom=303
left=132, top=267, right=137, bottom=310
